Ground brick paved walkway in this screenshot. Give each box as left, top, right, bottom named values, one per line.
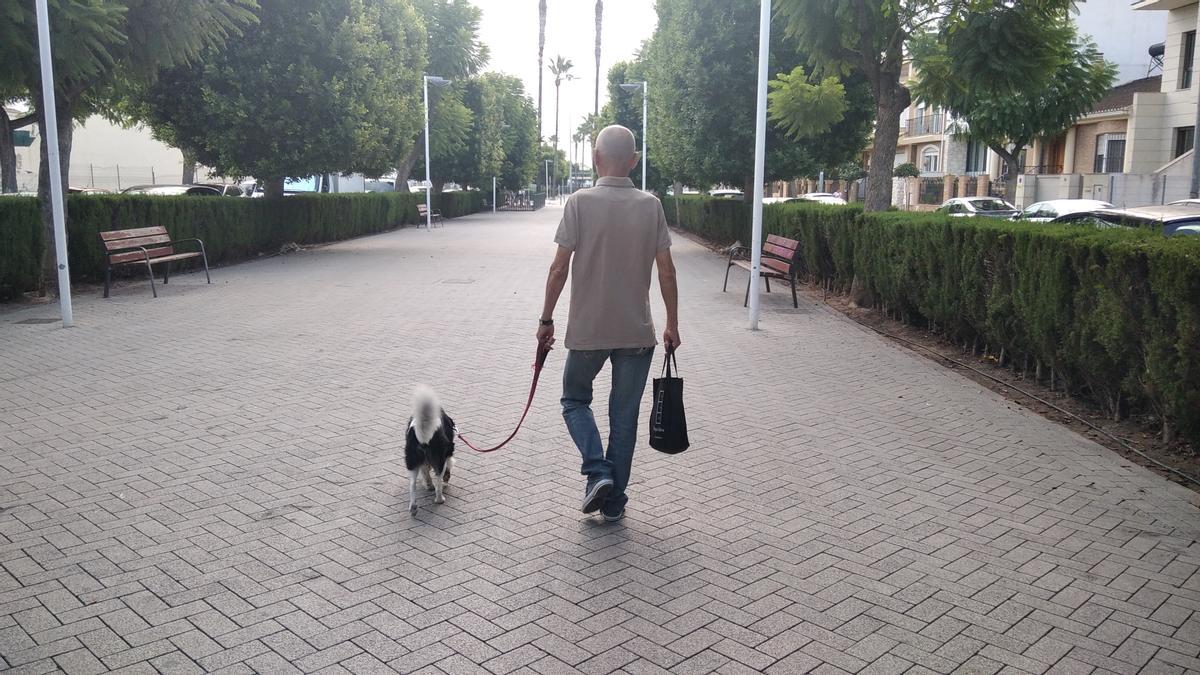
left=2, top=204, right=1199, bottom=674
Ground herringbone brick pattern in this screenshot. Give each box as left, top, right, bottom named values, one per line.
left=2, top=204, right=1198, bottom=674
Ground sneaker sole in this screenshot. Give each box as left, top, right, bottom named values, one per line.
left=603, top=510, right=625, bottom=523
left=581, top=481, right=613, bottom=514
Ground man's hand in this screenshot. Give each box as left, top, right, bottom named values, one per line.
left=537, top=322, right=556, bottom=348
left=663, top=325, right=680, bottom=352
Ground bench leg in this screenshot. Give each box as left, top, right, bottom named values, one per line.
left=163, top=262, right=169, bottom=285
left=790, top=273, right=798, bottom=308
left=765, top=276, right=771, bottom=293
left=723, top=263, right=733, bottom=292
left=103, top=267, right=111, bottom=299
left=145, top=261, right=158, bottom=298
left=744, top=273, right=751, bottom=308
left=201, top=252, right=211, bottom=285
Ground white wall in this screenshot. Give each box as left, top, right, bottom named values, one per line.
left=1126, top=2, right=1200, bottom=172
left=1078, top=0, right=1167, bottom=82
left=14, top=114, right=185, bottom=192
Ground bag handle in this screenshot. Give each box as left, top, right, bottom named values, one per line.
left=661, top=346, right=679, bottom=378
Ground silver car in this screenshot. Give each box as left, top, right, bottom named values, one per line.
left=1015, top=199, right=1113, bottom=222
left=936, top=197, right=1019, bottom=218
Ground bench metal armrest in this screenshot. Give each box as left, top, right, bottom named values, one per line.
left=172, top=237, right=208, bottom=257
left=726, top=245, right=750, bottom=263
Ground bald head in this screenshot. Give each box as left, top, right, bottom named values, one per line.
left=594, top=125, right=639, bottom=177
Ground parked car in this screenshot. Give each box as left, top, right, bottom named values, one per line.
left=122, top=184, right=222, bottom=196
left=762, top=196, right=798, bottom=205
left=936, top=197, right=1019, bottom=218
left=1168, top=198, right=1200, bottom=207
left=195, top=183, right=244, bottom=197
left=1170, top=224, right=1200, bottom=236
left=1014, top=199, right=1113, bottom=222
left=709, top=189, right=744, bottom=200
left=68, top=187, right=112, bottom=195
left=1050, top=203, right=1200, bottom=235
left=798, top=192, right=848, bottom=205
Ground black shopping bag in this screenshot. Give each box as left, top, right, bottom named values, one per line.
left=649, top=349, right=689, bottom=454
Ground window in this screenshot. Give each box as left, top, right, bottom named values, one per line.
left=1094, top=133, right=1126, bottom=173
left=965, top=138, right=988, bottom=173
left=1176, top=126, right=1195, bottom=158
left=921, top=145, right=940, bottom=173
left=1182, top=31, right=1196, bottom=89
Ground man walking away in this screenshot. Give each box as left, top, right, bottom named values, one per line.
left=537, top=125, right=680, bottom=523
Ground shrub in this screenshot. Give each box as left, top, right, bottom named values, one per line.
left=0, top=191, right=483, bottom=297
left=894, top=162, right=920, bottom=178
left=665, top=196, right=1200, bottom=445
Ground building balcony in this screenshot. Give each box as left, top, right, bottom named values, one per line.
left=903, top=113, right=945, bottom=137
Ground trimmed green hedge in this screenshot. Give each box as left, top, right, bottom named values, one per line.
left=666, top=196, right=1200, bottom=446
left=0, top=190, right=485, bottom=298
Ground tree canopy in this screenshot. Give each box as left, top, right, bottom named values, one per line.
left=640, top=0, right=874, bottom=198
left=911, top=16, right=1116, bottom=178
left=773, top=0, right=1080, bottom=210
left=137, top=0, right=427, bottom=196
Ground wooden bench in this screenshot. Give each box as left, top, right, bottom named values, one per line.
left=100, top=226, right=210, bottom=298
left=722, top=234, right=801, bottom=308
left=417, top=203, right=443, bottom=227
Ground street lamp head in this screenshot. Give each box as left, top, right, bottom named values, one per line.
left=618, top=83, right=642, bottom=93
left=425, top=75, right=451, bottom=87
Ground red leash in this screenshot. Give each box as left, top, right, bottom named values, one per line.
left=457, top=340, right=553, bottom=453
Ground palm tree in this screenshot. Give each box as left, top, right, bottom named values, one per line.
left=538, top=0, right=547, bottom=138
left=594, top=1, right=603, bottom=116
left=549, top=55, right=576, bottom=160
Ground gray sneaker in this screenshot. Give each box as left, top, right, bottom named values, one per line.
left=582, top=479, right=614, bottom=513
left=603, top=508, right=625, bottom=523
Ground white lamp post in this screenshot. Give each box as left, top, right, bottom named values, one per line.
left=34, top=0, right=73, bottom=327
left=748, top=1, right=770, bottom=330
left=423, top=75, right=451, bottom=230
left=619, top=81, right=648, bottom=191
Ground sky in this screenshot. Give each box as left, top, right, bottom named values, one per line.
left=472, top=0, right=658, bottom=164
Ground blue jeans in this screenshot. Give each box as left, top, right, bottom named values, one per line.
left=561, top=347, right=655, bottom=513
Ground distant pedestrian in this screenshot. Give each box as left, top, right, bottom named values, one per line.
left=537, top=125, right=680, bottom=523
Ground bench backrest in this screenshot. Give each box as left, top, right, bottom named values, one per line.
left=417, top=204, right=430, bottom=215
left=100, top=226, right=174, bottom=265
left=759, top=234, right=801, bottom=276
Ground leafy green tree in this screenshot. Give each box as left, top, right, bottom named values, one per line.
left=0, top=0, right=255, bottom=290
left=0, top=87, right=36, bottom=193
left=539, top=143, right=568, bottom=191
left=911, top=18, right=1116, bottom=180
left=416, top=73, right=538, bottom=192
left=642, top=0, right=873, bottom=200
left=774, top=0, right=1077, bottom=211
left=395, top=0, right=489, bottom=191
left=598, top=59, right=669, bottom=193
left=139, top=0, right=426, bottom=198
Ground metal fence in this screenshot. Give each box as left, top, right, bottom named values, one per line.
left=918, top=177, right=944, bottom=205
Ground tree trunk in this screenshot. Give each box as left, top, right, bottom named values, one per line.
left=743, top=174, right=757, bottom=204
left=181, top=150, right=196, bottom=184
left=395, top=140, right=421, bottom=192
left=989, top=143, right=1024, bottom=186
left=865, top=83, right=909, bottom=212
left=672, top=180, right=683, bottom=228
left=36, top=99, right=74, bottom=298
left=264, top=177, right=285, bottom=199
left=1, top=110, right=17, bottom=193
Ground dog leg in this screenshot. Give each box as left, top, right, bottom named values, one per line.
left=408, top=470, right=419, bottom=515
left=432, top=469, right=445, bottom=505
left=422, top=466, right=434, bottom=491
left=443, top=458, right=453, bottom=484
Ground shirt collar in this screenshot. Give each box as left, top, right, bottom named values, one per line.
left=595, top=176, right=635, bottom=188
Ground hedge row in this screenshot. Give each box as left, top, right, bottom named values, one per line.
left=0, top=190, right=484, bottom=298
left=665, top=196, right=1200, bottom=446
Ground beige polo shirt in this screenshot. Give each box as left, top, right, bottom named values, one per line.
left=554, top=176, right=672, bottom=350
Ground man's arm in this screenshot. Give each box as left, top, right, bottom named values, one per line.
left=537, top=246, right=573, bottom=346
left=656, top=248, right=680, bottom=351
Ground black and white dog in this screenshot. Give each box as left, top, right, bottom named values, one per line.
left=405, top=386, right=456, bottom=515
